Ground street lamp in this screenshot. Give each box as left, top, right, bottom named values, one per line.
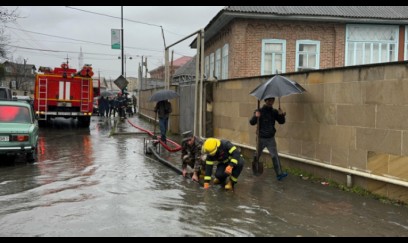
left=118, top=55, right=133, bottom=78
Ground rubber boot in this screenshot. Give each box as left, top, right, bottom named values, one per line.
left=272, top=157, right=287, bottom=181
left=272, top=157, right=283, bottom=176
left=224, top=179, right=235, bottom=191
left=199, top=169, right=205, bottom=180
left=213, top=178, right=221, bottom=185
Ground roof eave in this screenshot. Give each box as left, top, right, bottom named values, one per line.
left=191, top=11, right=408, bottom=48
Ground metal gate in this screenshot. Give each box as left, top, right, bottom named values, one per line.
left=179, top=83, right=195, bottom=134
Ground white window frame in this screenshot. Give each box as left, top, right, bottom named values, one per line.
left=295, top=40, right=320, bottom=71
left=215, top=48, right=221, bottom=79
left=345, top=24, right=399, bottom=66
left=261, top=39, right=286, bottom=75
left=209, top=53, right=214, bottom=79
left=204, top=56, right=209, bottom=79
left=221, top=44, right=229, bottom=79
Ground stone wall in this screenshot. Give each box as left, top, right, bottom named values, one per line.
left=210, top=61, right=408, bottom=203
left=139, top=62, right=408, bottom=203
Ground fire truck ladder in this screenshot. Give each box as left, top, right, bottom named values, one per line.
left=81, top=79, right=90, bottom=112
left=37, top=78, right=48, bottom=120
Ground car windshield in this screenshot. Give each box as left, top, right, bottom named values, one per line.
left=0, top=105, right=31, bottom=123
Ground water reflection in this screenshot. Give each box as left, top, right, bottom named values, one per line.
left=37, top=127, right=94, bottom=186
left=0, top=116, right=408, bottom=236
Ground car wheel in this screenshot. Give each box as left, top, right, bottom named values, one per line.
left=26, top=147, right=38, bottom=163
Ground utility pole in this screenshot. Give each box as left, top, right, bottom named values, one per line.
left=121, top=6, right=124, bottom=77
left=23, top=58, right=27, bottom=92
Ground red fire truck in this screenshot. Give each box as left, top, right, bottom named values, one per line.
left=34, top=62, right=100, bottom=127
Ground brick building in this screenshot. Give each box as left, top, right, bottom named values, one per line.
left=195, top=6, right=408, bottom=80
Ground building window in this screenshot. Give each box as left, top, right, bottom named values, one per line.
left=405, top=26, right=408, bottom=60
left=5, top=66, right=12, bottom=73
left=296, top=40, right=320, bottom=71
left=221, top=44, right=229, bottom=79
left=215, top=48, right=221, bottom=79
left=209, top=53, right=214, bottom=79
left=346, top=24, right=398, bottom=66
left=262, top=39, right=286, bottom=75
left=204, top=56, right=209, bottom=79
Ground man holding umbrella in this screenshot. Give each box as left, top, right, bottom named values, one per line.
left=154, top=99, right=172, bottom=144
left=249, top=75, right=305, bottom=179
left=149, top=89, right=179, bottom=144
left=249, top=96, right=288, bottom=181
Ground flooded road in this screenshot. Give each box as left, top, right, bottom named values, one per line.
left=0, top=115, right=407, bottom=236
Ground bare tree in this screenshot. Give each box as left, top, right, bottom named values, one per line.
left=0, top=7, right=19, bottom=82
left=0, top=7, right=19, bottom=58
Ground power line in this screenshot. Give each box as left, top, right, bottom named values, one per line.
left=65, top=6, right=185, bottom=37
left=5, top=43, right=164, bottom=61
left=5, top=25, right=164, bottom=53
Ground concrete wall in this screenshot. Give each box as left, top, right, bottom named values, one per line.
left=209, top=61, right=408, bottom=203
left=139, top=62, right=408, bottom=203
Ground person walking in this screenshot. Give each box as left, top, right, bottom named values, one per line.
left=132, top=94, right=137, bottom=114
left=249, top=97, right=288, bottom=181
left=99, top=96, right=109, bottom=117
left=201, top=138, right=245, bottom=191
left=181, top=131, right=205, bottom=182
left=154, top=100, right=172, bottom=143
left=117, top=92, right=127, bottom=119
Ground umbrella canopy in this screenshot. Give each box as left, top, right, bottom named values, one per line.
left=148, top=89, right=179, bottom=102
left=100, top=90, right=114, bottom=97
left=250, top=75, right=306, bottom=101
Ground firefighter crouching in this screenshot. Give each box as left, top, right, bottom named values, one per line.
left=202, top=138, right=245, bottom=190
left=181, top=131, right=205, bottom=182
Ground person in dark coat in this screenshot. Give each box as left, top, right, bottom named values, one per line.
left=249, top=97, right=288, bottom=181
left=154, top=100, right=172, bottom=143
left=116, top=92, right=127, bottom=119
left=99, top=96, right=109, bottom=117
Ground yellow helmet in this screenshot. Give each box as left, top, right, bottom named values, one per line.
left=202, top=138, right=220, bottom=156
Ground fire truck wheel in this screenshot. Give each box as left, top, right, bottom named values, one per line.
left=78, top=117, right=91, bottom=127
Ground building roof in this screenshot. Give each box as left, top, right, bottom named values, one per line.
left=173, top=56, right=196, bottom=77
left=149, top=56, right=193, bottom=73
left=172, top=56, right=193, bottom=67
left=192, top=6, right=408, bottom=48
left=225, top=6, right=408, bottom=19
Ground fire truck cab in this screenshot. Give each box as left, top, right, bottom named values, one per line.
left=34, top=63, right=100, bottom=127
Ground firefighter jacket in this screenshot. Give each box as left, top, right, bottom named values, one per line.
left=204, top=139, right=241, bottom=182
left=249, top=105, right=285, bottom=138
left=181, top=136, right=204, bottom=172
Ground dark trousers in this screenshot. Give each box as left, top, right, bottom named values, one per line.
left=214, top=156, right=245, bottom=183
left=159, top=117, right=168, bottom=142
left=256, top=137, right=283, bottom=176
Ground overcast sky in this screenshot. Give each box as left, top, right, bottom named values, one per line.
left=2, top=6, right=224, bottom=80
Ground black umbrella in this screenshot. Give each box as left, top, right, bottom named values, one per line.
left=250, top=75, right=306, bottom=108
left=249, top=75, right=306, bottom=176
left=148, top=90, right=179, bottom=102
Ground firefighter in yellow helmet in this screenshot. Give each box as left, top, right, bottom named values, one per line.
left=201, top=138, right=245, bottom=190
